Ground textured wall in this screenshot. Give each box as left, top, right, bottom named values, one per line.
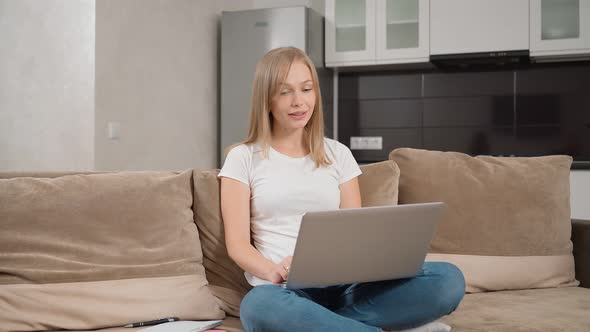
left=0, top=0, right=95, bottom=171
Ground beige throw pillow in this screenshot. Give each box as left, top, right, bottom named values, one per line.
left=193, top=169, right=253, bottom=318
left=389, top=148, right=578, bottom=292
left=358, top=160, right=400, bottom=207
left=0, top=171, right=224, bottom=331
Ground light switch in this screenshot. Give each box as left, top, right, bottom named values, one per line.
left=107, top=122, right=121, bottom=140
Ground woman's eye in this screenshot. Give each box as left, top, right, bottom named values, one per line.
left=280, top=90, right=291, bottom=95
left=303, top=88, right=312, bottom=93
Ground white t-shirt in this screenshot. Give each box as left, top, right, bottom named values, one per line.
left=218, top=137, right=362, bottom=286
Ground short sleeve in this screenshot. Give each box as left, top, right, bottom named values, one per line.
left=335, top=142, right=362, bottom=184
left=218, top=144, right=251, bottom=186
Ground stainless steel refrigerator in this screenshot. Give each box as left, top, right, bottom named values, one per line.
left=220, top=6, right=332, bottom=166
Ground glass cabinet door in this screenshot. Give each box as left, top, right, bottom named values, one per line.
left=541, top=0, right=579, bottom=41
left=325, top=0, right=376, bottom=67
left=376, top=0, right=429, bottom=64
left=385, top=0, right=419, bottom=49
left=335, top=0, right=367, bottom=52
left=530, top=0, right=590, bottom=57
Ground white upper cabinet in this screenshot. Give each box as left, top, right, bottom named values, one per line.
left=530, top=0, right=590, bottom=59
left=375, top=0, right=429, bottom=64
left=430, top=0, right=529, bottom=55
left=325, top=0, right=429, bottom=67
left=325, top=0, right=376, bottom=66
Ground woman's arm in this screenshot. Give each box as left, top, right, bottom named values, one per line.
left=339, top=176, right=362, bottom=209
left=220, top=177, right=289, bottom=283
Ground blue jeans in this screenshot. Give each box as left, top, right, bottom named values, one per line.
left=240, top=262, right=465, bottom=332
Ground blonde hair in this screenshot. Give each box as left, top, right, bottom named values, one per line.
left=226, top=47, right=331, bottom=168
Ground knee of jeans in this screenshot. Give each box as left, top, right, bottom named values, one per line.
left=429, top=262, right=465, bottom=315
left=435, top=262, right=466, bottom=313
left=240, top=285, right=283, bottom=327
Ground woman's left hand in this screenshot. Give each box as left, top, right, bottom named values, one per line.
left=278, top=256, right=293, bottom=280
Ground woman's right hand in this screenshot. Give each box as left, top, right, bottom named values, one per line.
left=265, top=256, right=293, bottom=284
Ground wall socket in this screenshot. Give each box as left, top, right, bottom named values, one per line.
left=350, top=136, right=383, bottom=150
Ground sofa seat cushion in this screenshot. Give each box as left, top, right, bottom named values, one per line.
left=0, top=171, right=224, bottom=331
left=46, top=317, right=245, bottom=332
left=48, top=288, right=590, bottom=332
left=440, top=287, right=590, bottom=332
left=389, top=148, right=578, bottom=292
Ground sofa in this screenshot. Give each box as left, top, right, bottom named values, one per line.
left=1, top=148, right=589, bottom=332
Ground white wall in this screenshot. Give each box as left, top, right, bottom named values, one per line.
left=94, top=0, right=256, bottom=171
left=95, top=0, right=217, bottom=170
left=571, top=171, right=590, bottom=220
left=0, top=0, right=95, bottom=171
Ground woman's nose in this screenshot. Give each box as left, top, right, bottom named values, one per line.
left=292, top=92, right=304, bottom=106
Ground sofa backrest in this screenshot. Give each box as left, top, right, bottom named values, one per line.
left=0, top=170, right=224, bottom=331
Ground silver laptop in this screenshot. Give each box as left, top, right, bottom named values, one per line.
left=285, top=202, right=444, bottom=289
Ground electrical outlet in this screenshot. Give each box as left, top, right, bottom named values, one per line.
left=350, top=137, right=363, bottom=150
left=350, top=136, right=382, bottom=150
left=366, top=136, right=382, bottom=150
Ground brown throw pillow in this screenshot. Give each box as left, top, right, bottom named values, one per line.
left=0, top=171, right=224, bottom=331
left=389, top=148, right=578, bottom=292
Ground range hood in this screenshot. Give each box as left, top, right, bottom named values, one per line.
left=430, top=1, right=530, bottom=70
left=430, top=50, right=530, bottom=70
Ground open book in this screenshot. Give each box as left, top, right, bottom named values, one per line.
left=140, top=320, right=223, bottom=332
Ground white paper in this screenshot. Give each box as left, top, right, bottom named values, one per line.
left=140, top=320, right=223, bottom=332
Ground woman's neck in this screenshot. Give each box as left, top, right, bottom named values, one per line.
left=271, top=128, right=309, bottom=157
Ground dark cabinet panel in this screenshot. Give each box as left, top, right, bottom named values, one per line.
left=423, top=96, right=512, bottom=127
left=337, top=63, right=590, bottom=166
left=357, top=74, right=422, bottom=99
left=358, top=99, right=422, bottom=128
left=338, top=74, right=359, bottom=100
left=338, top=100, right=359, bottom=130
left=516, top=66, right=589, bottom=94
left=423, top=127, right=513, bottom=156
left=516, top=95, right=561, bottom=126
left=423, top=71, right=513, bottom=97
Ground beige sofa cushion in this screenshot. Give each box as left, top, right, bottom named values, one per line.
left=440, top=287, right=590, bottom=331
left=47, top=316, right=245, bottom=332
left=0, top=171, right=224, bottom=331
left=192, top=161, right=399, bottom=317
left=389, top=148, right=578, bottom=292
left=193, top=169, right=253, bottom=318
left=358, top=160, right=400, bottom=207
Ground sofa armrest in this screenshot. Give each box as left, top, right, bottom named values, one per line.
left=572, top=219, right=590, bottom=288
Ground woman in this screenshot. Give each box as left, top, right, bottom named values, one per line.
left=219, top=47, right=465, bottom=332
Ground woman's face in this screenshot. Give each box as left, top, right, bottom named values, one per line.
left=270, top=61, right=316, bottom=132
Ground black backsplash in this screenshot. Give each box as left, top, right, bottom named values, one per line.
left=337, top=62, right=590, bottom=168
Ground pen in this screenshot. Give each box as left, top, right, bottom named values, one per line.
left=124, top=317, right=179, bottom=328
